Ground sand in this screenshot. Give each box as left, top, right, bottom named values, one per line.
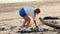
left=0, top=0, right=60, bottom=34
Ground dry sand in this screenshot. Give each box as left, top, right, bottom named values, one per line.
left=0, top=1, right=60, bottom=34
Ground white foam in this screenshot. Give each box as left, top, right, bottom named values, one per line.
left=0, top=0, right=37, bottom=3
left=0, top=0, right=60, bottom=3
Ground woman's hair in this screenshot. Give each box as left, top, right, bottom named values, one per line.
left=34, top=8, right=40, bottom=14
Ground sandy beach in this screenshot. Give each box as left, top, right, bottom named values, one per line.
left=0, top=0, right=60, bottom=34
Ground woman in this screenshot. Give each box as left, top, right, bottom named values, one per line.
left=19, top=7, right=40, bottom=30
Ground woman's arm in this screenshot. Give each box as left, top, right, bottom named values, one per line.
left=33, top=13, right=37, bottom=26
left=34, top=13, right=39, bottom=30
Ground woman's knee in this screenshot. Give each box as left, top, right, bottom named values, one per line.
left=23, top=16, right=31, bottom=21
left=28, top=18, right=31, bottom=21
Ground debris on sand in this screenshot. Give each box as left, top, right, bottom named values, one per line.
left=0, top=27, right=5, bottom=31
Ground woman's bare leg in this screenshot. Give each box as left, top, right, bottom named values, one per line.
left=23, top=20, right=27, bottom=27
left=26, top=18, right=31, bottom=27
left=22, top=16, right=30, bottom=27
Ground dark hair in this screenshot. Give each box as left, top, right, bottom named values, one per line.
left=34, top=8, right=40, bottom=14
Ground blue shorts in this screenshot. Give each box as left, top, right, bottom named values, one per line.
left=19, top=8, right=27, bottom=17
